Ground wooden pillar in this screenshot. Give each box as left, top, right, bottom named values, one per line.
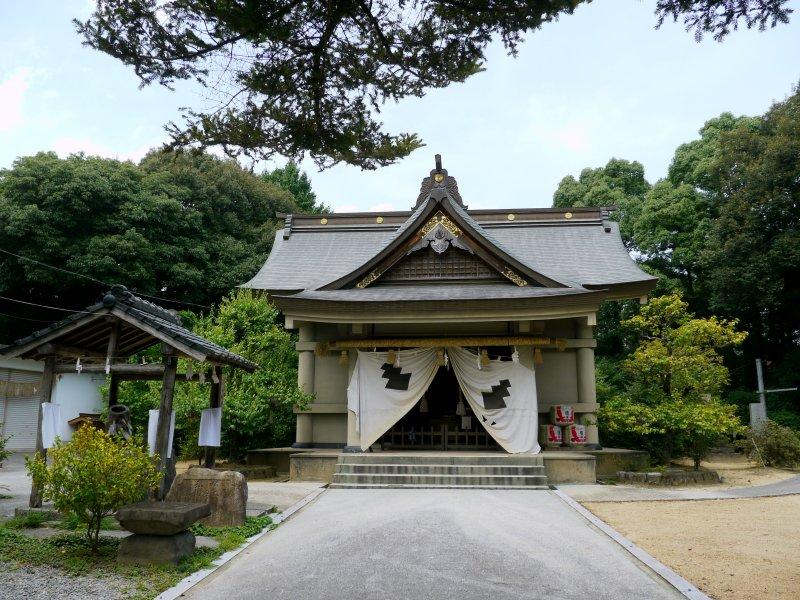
left=106, top=319, right=120, bottom=407
left=155, top=346, right=178, bottom=500
left=576, top=322, right=600, bottom=449
left=203, top=365, right=223, bottom=468
left=293, top=324, right=315, bottom=448
left=108, top=375, right=119, bottom=406
left=29, top=355, right=56, bottom=508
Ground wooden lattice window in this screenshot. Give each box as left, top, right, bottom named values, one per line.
left=380, top=247, right=499, bottom=282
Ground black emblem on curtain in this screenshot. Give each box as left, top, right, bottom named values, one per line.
left=481, top=379, right=511, bottom=410
left=381, top=363, right=412, bottom=391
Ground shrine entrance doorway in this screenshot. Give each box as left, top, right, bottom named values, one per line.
left=379, top=363, right=500, bottom=451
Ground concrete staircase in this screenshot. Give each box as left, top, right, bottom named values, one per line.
left=330, top=454, right=548, bottom=489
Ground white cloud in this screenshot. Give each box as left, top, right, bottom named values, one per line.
left=333, top=203, right=359, bottom=213
left=0, top=68, right=32, bottom=132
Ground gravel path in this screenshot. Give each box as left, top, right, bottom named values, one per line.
left=0, top=564, right=128, bottom=600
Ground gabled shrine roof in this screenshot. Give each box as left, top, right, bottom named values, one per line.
left=242, top=157, right=656, bottom=308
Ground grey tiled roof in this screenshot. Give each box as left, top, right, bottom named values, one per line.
left=0, top=287, right=258, bottom=371
left=285, top=284, right=595, bottom=302
left=242, top=214, right=654, bottom=294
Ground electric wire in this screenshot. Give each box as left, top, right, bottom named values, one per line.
left=0, top=247, right=213, bottom=310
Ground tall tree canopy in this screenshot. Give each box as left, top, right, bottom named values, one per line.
left=554, top=87, right=800, bottom=402
left=0, top=150, right=297, bottom=341
left=262, top=161, right=327, bottom=213
left=75, top=1, right=792, bottom=169
left=553, top=158, right=650, bottom=247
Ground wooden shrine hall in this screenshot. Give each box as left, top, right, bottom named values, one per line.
left=0, top=285, right=257, bottom=504
left=243, top=155, right=657, bottom=487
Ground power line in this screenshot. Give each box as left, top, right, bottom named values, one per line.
left=0, top=294, right=95, bottom=314
left=0, top=310, right=56, bottom=323
left=0, top=247, right=212, bottom=310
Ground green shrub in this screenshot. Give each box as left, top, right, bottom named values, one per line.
left=0, top=425, right=11, bottom=466
left=1, top=511, right=47, bottom=530
left=599, top=395, right=743, bottom=468
left=26, top=426, right=162, bottom=552
left=738, top=420, right=800, bottom=468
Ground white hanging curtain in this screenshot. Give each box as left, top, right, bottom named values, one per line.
left=448, top=347, right=540, bottom=454
left=346, top=346, right=540, bottom=454
left=347, top=348, right=440, bottom=451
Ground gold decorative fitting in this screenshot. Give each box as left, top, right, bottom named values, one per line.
left=356, top=270, right=380, bottom=289
left=320, top=217, right=328, bottom=225
left=564, top=212, right=573, bottom=219
left=503, top=269, right=528, bottom=287
left=507, top=213, right=516, bottom=221
left=434, top=173, right=445, bottom=183
left=376, top=216, right=384, bottom=224
left=419, top=211, right=462, bottom=238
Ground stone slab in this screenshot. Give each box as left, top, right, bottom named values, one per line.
left=115, top=501, right=211, bottom=535
left=166, top=468, right=247, bottom=527
left=118, top=530, right=196, bottom=565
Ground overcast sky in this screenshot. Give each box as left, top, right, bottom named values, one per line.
left=1, top=1, right=799, bottom=212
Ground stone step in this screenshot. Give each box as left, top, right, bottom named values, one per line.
left=337, top=463, right=546, bottom=476
left=337, top=454, right=543, bottom=466
left=329, top=482, right=550, bottom=490
left=331, top=473, right=548, bottom=487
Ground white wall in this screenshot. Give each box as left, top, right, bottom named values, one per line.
left=51, top=373, right=106, bottom=441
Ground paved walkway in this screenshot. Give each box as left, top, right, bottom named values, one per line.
left=561, top=475, right=800, bottom=502
left=185, top=489, right=682, bottom=600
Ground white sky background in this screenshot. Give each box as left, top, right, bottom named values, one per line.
left=0, top=1, right=798, bottom=212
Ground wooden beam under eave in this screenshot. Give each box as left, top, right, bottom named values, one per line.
left=111, top=308, right=207, bottom=362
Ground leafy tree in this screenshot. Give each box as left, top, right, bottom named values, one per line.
left=598, top=294, right=746, bottom=466
left=622, top=294, right=747, bottom=404
left=700, top=90, right=800, bottom=365
left=0, top=150, right=297, bottom=340
left=74, top=2, right=791, bottom=169
left=262, top=161, right=327, bottom=213
left=553, top=158, right=650, bottom=248
left=26, top=427, right=161, bottom=552
left=117, top=290, right=308, bottom=460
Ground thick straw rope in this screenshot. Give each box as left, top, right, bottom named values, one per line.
left=315, top=336, right=567, bottom=356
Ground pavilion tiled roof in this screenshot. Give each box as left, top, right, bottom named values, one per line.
left=0, top=286, right=258, bottom=371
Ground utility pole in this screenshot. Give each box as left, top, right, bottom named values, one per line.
left=749, top=358, right=799, bottom=428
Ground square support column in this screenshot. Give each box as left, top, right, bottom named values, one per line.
left=576, top=322, right=600, bottom=449
left=293, top=324, right=315, bottom=448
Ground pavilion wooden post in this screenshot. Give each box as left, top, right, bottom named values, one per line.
left=203, top=365, right=223, bottom=468
left=155, top=345, right=178, bottom=500
left=29, top=355, right=56, bottom=508
left=106, top=319, right=120, bottom=407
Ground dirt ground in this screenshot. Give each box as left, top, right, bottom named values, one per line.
left=671, top=452, right=798, bottom=488
left=584, top=495, right=800, bottom=600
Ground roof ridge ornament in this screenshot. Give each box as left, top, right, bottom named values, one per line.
left=414, top=154, right=465, bottom=208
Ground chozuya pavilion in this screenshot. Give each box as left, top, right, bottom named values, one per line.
left=244, top=156, right=656, bottom=485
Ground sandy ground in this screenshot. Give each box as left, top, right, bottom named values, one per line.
left=672, top=452, right=798, bottom=488
left=584, top=496, right=800, bottom=600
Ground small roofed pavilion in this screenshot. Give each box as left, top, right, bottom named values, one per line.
left=0, top=285, right=257, bottom=505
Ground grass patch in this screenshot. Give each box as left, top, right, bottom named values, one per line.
left=2, top=511, right=48, bottom=529
left=0, top=513, right=275, bottom=599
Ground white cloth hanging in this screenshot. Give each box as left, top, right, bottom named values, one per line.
left=41, top=402, right=61, bottom=449
left=347, top=348, right=440, bottom=451
left=147, top=409, right=176, bottom=458
left=448, top=346, right=540, bottom=454
left=198, top=407, right=222, bottom=447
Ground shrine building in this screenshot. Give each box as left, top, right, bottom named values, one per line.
left=243, top=156, right=656, bottom=479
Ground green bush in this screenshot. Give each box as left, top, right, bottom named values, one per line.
left=738, top=420, right=800, bottom=468
left=117, top=290, right=309, bottom=460
left=599, top=395, right=743, bottom=468
left=0, top=425, right=11, bottom=466
left=27, top=426, right=162, bottom=552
